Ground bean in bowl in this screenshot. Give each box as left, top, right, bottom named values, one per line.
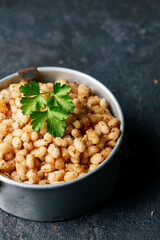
left=0, top=79, right=120, bottom=184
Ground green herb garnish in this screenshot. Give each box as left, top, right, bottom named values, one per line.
left=19, top=81, right=74, bottom=137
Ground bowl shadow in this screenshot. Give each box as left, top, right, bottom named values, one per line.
left=98, top=121, right=158, bottom=207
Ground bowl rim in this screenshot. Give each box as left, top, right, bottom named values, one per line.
left=0, top=66, right=125, bottom=189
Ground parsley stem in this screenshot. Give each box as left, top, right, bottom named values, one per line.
left=41, top=90, right=54, bottom=95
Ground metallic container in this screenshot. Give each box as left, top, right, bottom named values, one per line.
left=0, top=67, right=124, bottom=221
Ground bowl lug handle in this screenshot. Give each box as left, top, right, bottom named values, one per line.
left=17, top=67, right=37, bottom=81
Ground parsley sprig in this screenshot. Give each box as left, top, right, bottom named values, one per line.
left=19, top=81, right=74, bottom=137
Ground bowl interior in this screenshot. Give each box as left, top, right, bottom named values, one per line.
left=37, top=67, right=122, bottom=121
left=0, top=67, right=124, bottom=188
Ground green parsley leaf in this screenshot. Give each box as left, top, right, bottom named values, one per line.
left=49, top=106, right=69, bottom=120
left=19, top=81, right=75, bottom=137
left=48, top=85, right=74, bottom=112
left=47, top=108, right=66, bottom=137
left=54, top=95, right=74, bottom=112
left=20, top=81, right=47, bottom=115
left=47, top=96, right=58, bottom=107
left=53, top=83, right=71, bottom=95
left=19, top=81, right=40, bottom=97
left=20, top=95, right=47, bottom=115
left=30, top=107, right=68, bottom=137
left=30, top=111, right=48, bottom=131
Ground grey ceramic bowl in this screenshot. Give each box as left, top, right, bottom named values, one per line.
left=0, top=67, right=124, bottom=221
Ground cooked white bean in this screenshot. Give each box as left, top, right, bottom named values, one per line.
left=0, top=80, right=120, bottom=184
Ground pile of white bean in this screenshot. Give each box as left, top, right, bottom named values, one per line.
left=0, top=80, right=120, bottom=184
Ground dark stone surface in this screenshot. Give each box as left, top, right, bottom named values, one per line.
left=0, top=0, right=160, bottom=239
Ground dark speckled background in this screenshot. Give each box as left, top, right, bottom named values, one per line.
left=0, top=0, right=160, bottom=239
